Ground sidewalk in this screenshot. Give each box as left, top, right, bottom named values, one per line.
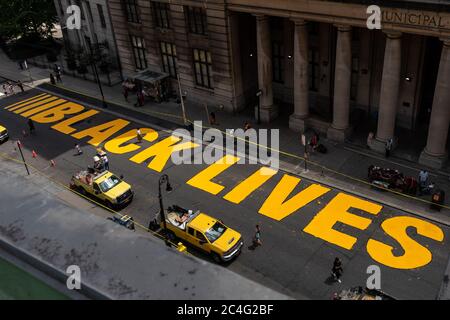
left=2, top=50, right=450, bottom=226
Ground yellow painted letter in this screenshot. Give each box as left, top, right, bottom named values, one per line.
left=223, top=167, right=277, bottom=204
left=72, top=119, right=130, bottom=146
left=366, top=216, right=444, bottom=269
left=31, top=103, right=85, bottom=124
left=104, top=128, right=158, bottom=154
left=129, top=135, right=199, bottom=172
left=259, top=174, right=330, bottom=221
left=52, top=110, right=100, bottom=134
left=303, top=193, right=382, bottom=250
left=186, top=155, right=240, bottom=195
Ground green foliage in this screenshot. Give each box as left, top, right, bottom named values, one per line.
left=0, top=0, right=58, bottom=41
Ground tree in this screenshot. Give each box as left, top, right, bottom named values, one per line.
left=0, top=0, right=58, bottom=41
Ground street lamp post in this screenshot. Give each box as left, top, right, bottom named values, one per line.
left=256, top=89, right=262, bottom=124
left=86, top=42, right=108, bottom=108
left=158, top=174, right=173, bottom=235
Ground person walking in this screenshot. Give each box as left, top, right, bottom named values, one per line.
left=74, top=144, right=83, bottom=156
left=17, top=80, right=24, bottom=93
left=367, top=132, right=374, bottom=149
left=253, top=224, right=262, bottom=247
left=102, top=154, right=110, bottom=171
left=2, top=83, right=8, bottom=96
left=27, top=118, right=35, bottom=135
left=56, top=70, right=62, bottom=83
left=123, top=87, right=129, bottom=102
left=50, top=73, right=56, bottom=85
left=244, top=122, right=252, bottom=131
left=8, top=82, right=14, bottom=95
left=209, top=112, right=216, bottom=125
left=136, top=128, right=143, bottom=143
left=331, top=257, right=344, bottom=283
left=385, top=138, right=393, bottom=158
left=418, top=169, right=429, bottom=195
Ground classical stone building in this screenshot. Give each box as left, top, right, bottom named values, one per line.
left=54, top=0, right=121, bottom=81
left=109, top=0, right=450, bottom=168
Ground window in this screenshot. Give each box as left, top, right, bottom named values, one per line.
left=86, top=2, right=94, bottom=22
left=97, top=4, right=107, bottom=28
left=98, top=175, right=121, bottom=193
left=272, top=41, right=284, bottom=83
left=351, top=56, right=359, bottom=100
left=308, top=48, right=319, bottom=92
left=130, top=35, right=147, bottom=70
left=57, top=0, right=64, bottom=15
left=195, top=231, right=208, bottom=243
left=193, top=48, right=213, bottom=89
left=188, top=227, right=195, bottom=236
left=185, top=6, right=207, bottom=35
left=205, top=222, right=227, bottom=243
left=123, top=0, right=140, bottom=23
left=160, top=42, right=177, bottom=78
left=75, top=0, right=85, bottom=20
left=152, top=1, right=170, bottom=29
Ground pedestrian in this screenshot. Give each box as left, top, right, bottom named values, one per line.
left=56, top=70, right=62, bottom=83
left=74, top=143, right=83, bottom=156
left=331, top=257, right=343, bottom=283
left=18, top=60, right=24, bottom=70
left=2, top=83, right=8, bottom=96
left=93, top=155, right=103, bottom=172
left=310, top=132, right=319, bottom=151
left=418, top=169, right=429, bottom=195
left=102, top=154, right=109, bottom=171
left=8, top=82, right=14, bottom=95
left=123, top=87, right=129, bottom=102
left=136, top=128, right=143, bottom=143
left=17, top=80, right=24, bottom=93
left=253, top=224, right=262, bottom=247
left=50, top=73, right=56, bottom=85
left=27, top=118, right=35, bottom=134
left=385, top=138, right=393, bottom=158
left=209, top=112, right=216, bottom=125
left=367, top=132, right=374, bottom=149
left=244, top=122, right=252, bottom=131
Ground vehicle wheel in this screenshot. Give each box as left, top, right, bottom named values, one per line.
left=78, top=187, right=87, bottom=196
left=106, top=201, right=115, bottom=210
left=211, top=252, right=222, bottom=264
left=166, top=230, right=176, bottom=241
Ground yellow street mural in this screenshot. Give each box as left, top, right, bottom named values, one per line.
left=2, top=93, right=446, bottom=270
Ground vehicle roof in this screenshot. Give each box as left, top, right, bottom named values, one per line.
left=93, top=171, right=114, bottom=182
left=0, top=125, right=6, bottom=131
left=189, top=213, right=218, bottom=233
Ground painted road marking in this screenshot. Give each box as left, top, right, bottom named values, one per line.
left=1, top=93, right=447, bottom=270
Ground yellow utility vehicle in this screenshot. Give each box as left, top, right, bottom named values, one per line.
left=70, top=169, right=133, bottom=210
left=0, top=125, right=9, bottom=143
left=151, top=205, right=243, bottom=263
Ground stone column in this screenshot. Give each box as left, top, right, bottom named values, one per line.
left=370, top=31, right=402, bottom=152
left=419, top=39, right=450, bottom=169
left=327, top=24, right=352, bottom=141
left=289, top=19, right=309, bottom=132
left=255, top=14, right=278, bottom=123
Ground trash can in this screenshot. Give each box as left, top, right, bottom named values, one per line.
left=431, top=189, right=445, bottom=211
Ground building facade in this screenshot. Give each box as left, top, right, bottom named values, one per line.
left=109, top=0, right=450, bottom=168
left=54, top=0, right=121, bottom=81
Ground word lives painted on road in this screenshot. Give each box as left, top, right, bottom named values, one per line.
left=2, top=93, right=446, bottom=271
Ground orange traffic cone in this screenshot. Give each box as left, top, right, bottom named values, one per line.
left=32, top=150, right=37, bottom=158
left=50, top=160, right=56, bottom=167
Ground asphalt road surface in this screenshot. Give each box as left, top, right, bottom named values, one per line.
left=1, top=88, right=449, bottom=300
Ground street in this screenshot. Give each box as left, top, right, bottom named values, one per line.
left=1, top=88, right=449, bottom=300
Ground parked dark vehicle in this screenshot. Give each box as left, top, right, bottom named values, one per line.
left=368, top=165, right=417, bottom=195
